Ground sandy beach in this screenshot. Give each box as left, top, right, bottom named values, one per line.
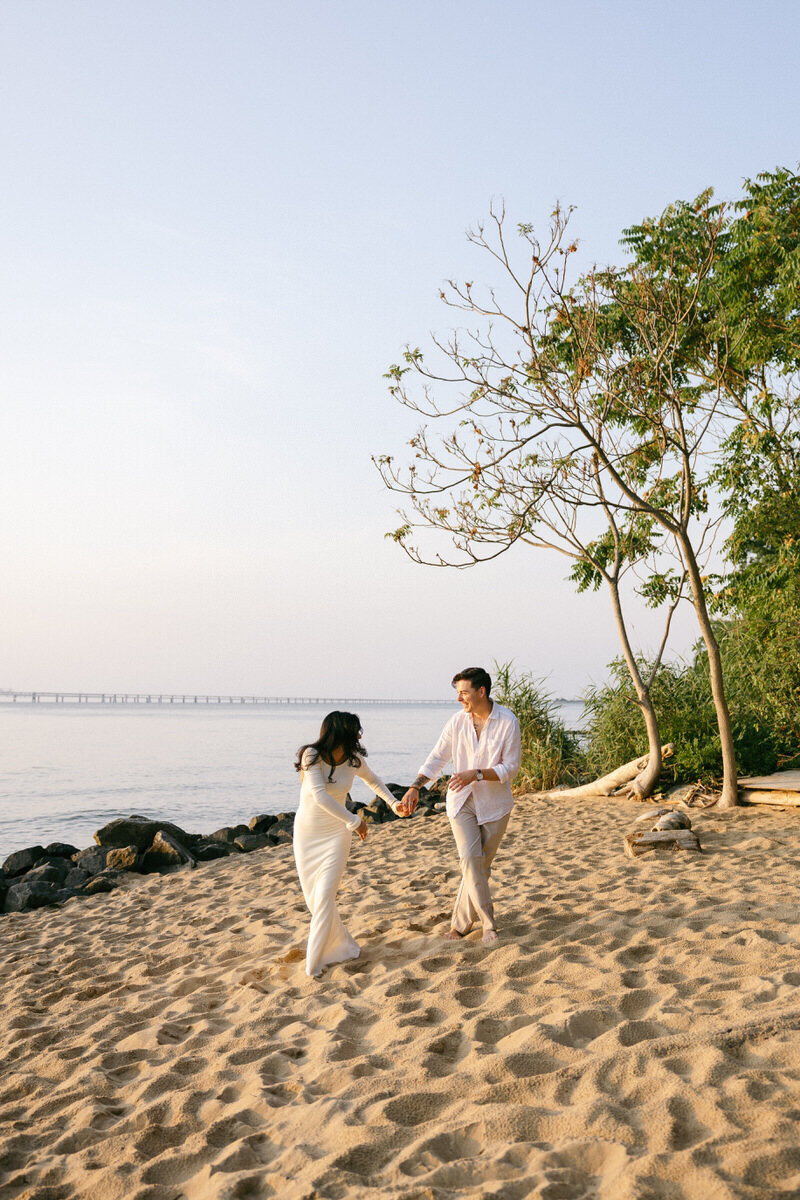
left=3, top=795, right=800, bottom=1200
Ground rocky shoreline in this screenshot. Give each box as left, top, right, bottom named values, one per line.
left=1, top=783, right=446, bottom=914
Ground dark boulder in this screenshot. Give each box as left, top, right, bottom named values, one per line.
left=83, top=871, right=123, bottom=895
left=94, top=816, right=197, bottom=852
left=64, top=867, right=91, bottom=890
left=269, top=814, right=295, bottom=839
left=209, top=824, right=250, bottom=844
left=153, top=830, right=197, bottom=867
left=3, top=846, right=45, bottom=877
left=106, top=846, right=139, bottom=872
left=5, top=879, right=62, bottom=912
left=44, top=842, right=79, bottom=859
left=268, top=830, right=293, bottom=846
left=362, top=802, right=388, bottom=823
left=26, top=857, right=72, bottom=885
left=74, top=846, right=110, bottom=876
left=248, top=814, right=276, bottom=834
left=234, top=833, right=271, bottom=853
left=195, top=842, right=235, bottom=862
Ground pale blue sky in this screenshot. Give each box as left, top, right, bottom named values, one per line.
left=1, top=1, right=798, bottom=697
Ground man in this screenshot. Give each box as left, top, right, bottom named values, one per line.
left=400, top=667, right=521, bottom=945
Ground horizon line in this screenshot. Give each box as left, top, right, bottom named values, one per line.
left=0, top=689, right=582, bottom=706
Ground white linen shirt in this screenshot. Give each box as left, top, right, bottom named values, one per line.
left=417, top=702, right=521, bottom=822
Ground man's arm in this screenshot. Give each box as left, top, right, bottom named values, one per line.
left=399, top=720, right=455, bottom=815
left=398, top=773, right=430, bottom=815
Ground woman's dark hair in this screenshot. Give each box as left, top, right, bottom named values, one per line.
left=295, top=711, right=366, bottom=777
left=451, top=666, right=492, bottom=696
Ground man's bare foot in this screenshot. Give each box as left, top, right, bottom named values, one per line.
left=443, top=929, right=465, bottom=941
left=481, top=929, right=498, bottom=945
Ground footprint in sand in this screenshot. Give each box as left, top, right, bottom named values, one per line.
left=399, top=1127, right=482, bottom=1177
left=616, top=1018, right=668, bottom=1046
left=619, top=989, right=658, bottom=1019
left=398, top=1006, right=446, bottom=1029
left=423, top=1030, right=467, bottom=1073
left=156, top=1021, right=192, bottom=1045
left=543, top=1008, right=621, bottom=1048
left=455, top=986, right=488, bottom=1009
left=383, top=1091, right=450, bottom=1126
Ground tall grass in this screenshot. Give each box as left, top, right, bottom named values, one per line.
left=492, top=662, right=583, bottom=792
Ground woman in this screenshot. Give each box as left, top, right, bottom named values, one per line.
left=294, top=711, right=404, bottom=978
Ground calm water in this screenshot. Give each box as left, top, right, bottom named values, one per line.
left=0, top=700, right=584, bottom=857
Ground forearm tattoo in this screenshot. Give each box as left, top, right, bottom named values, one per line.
left=410, top=774, right=428, bottom=790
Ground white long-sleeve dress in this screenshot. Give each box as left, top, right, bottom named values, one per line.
left=294, top=749, right=400, bottom=978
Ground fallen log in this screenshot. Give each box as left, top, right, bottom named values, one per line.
left=537, top=744, right=674, bottom=801
left=739, top=789, right=800, bottom=808
left=624, top=829, right=701, bottom=858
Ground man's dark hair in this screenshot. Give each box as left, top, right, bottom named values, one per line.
left=451, top=667, right=492, bottom=696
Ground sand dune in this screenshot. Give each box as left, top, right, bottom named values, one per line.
left=3, top=795, right=800, bottom=1199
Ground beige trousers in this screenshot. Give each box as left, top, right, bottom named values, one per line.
left=449, top=796, right=511, bottom=934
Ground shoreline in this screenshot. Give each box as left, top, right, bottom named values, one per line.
left=3, top=793, right=800, bottom=1198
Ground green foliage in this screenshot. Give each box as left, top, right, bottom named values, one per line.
left=582, top=622, right=800, bottom=788
left=492, top=662, right=583, bottom=792
left=582, top=659, right=721, bottom=785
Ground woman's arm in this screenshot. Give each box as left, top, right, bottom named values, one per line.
left=354, top=761, right=402, bottom=813
left=301, top=755, right=362, bottom=830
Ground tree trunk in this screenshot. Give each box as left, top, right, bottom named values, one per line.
left=678, top=535, right=738, bottom=808
left=606, top=576, right=663, bottom=799
left=536, top=744, right=674, bottom=800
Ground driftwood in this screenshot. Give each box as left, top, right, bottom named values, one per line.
left=739, top=789, right=800, bottom=808
left=538, top=744, right=674, bottom=802
left=624, top=829, right=701, bottom=858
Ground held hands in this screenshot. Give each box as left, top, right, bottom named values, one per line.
left=397, top=788, right=420, bottom=817
left=356, top=819, right=368, bottom=841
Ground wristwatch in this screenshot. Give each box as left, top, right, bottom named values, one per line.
left=475, top=769, right=484, bottom=782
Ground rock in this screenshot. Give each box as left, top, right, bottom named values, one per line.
left=5, top=879, right=62, bottom=912
left=635, top=807, right=671, bottom=824
left=74, top=846, right=110, bottom=876
left=653, top=810, right=693, bottom=831
left=234, top=833, right=271, bottom=852
left=248, top=814, right=276, bottom=834
left=83, top=871, right=123, bottom=895
left=268, top=816, right=295, bottom=839
left=106, top=845, right=140, bottom=872
left=94, top=816, right=197, bottom=852
left=210, top=824, right=250, bottom=844
left=26, top=858, right=72, bottom=885
left=195, top=842, right=234, bottom=862
left=44, top=842, right=79, bottom=859
left=64, top=867, right=91, bottom=890
left=3, top=846, right=46, bottom=877
left=268, top=830, right=293, bottom=846
left=154, top=830, right=197, bottom=867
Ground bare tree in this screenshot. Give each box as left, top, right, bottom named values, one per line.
left=377, top=201, right=738, bottom=806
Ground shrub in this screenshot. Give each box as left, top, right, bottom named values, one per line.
left=492, top=662, right=583, bottom=792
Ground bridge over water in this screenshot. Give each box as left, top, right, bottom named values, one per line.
left=0, top=691, right=452, bottom=706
